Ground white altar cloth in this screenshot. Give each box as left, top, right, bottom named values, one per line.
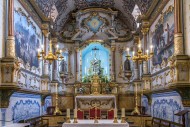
left=75, top=95, right=117, bottom=109
left=62, top=120, right=129, bottom=127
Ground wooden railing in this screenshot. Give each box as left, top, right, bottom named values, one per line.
left=19, top=116, right=49, bottom=127
left=145, top=117, right=184, bottom=127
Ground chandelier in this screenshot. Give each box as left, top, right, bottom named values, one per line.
left=126, top=40, right=154, bottom=63
left=37, top=40, right=64, bottom=64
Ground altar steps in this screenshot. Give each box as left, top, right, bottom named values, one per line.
left=127, top=121, right=140, bottom=127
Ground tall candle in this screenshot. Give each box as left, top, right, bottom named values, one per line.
left=121, top=108, right=125, bottom=117
left=150, top=45, right=153, bottom=52
left=114, top=108, right=117, bottom=118
left=67, top=108, right=70, bottom=117
left=74, top=109, right=77, bottom=118
left=126, top=48, right=129, bottom=55
left=146, top=50, right=149, bottom=55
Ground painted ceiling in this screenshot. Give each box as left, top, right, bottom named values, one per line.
left=34, top=0, right=153, bottom=42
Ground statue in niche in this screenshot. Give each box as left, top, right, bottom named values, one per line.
left=89, top=58, right=103, bottom=76
left=60, top=59, right=67, bottom=73
left=124, top=58, right=131, bottom=71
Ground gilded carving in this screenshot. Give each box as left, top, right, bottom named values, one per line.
left=7, top=36, right=15, bottom=58
left=174, top=33, right=184, bottom=55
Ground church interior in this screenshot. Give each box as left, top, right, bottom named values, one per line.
left=0, top=0, right=190, bottom=127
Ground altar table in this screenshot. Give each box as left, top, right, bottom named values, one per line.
left=62, top=120, right=129, bottom=127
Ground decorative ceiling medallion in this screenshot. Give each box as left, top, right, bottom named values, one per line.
left=81, top=12, right=108, bottom=33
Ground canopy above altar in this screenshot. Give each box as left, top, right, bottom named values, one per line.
left=75, top=95, right=116, bottom=110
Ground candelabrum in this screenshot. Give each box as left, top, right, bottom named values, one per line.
left=126, top=41, right=153, bottom=64
left=131, top=83, right=140, bottom=115
left=37, top=40, right=64, bottom=64
left=54, top=83, right=62, bottom=115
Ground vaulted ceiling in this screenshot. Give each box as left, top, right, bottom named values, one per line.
left=35, top=0, right=153, bottom=33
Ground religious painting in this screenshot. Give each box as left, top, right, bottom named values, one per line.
left=14, top=8, right=41, bottom=68
left=152, top=6, right=174, bottom=66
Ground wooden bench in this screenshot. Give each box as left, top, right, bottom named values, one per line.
left=21, top=116, right=49, bottom=127
left=145, top=117, right=184, bottom=127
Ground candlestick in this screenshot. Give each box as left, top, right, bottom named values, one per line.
left=74, top=109, right=77, bottom=118
left=121, top=108, right=125, bottom=117
left=114, top=108, right=117, bottom=118
left=67, top=108, right=70, bottom=117
left=73, top=109, right=78, bottom=123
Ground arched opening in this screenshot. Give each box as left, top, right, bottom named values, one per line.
left=81, top=43, right=110, bottom=83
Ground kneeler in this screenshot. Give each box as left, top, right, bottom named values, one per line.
left=77, top=109, right=84, bottom=119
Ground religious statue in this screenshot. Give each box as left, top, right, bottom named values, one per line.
left=60, top=59, right=67, bottom=73
left=88, top=58, right=103, bottom=76
left=124, top=58, right=132, bottom=80
left=124, top=58, right=131, bottom=71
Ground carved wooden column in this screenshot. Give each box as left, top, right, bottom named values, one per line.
left=0, top=0, right=20, bottom=108
left=111, top=45, right=116, bottom=82
left=174, top=0, right=184, bottom=55
left=168, top=0, right=190, bottom=108
left=41, top=24, right=49, bottom=76
left=141, top=21, right=150, bottom=75
left=74, top=41, right=80, bottom=82
left=7, top=0, right=15, bottom=57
